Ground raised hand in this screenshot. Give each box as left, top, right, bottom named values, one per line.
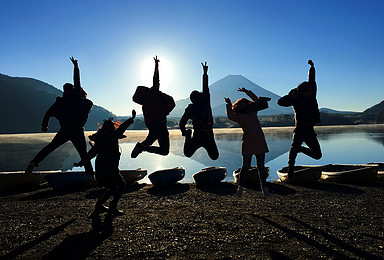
left=308, top=59, right=314, bottom=67
left=154, top=55, right=160, bottom=64
left=224, top=97, right=231, bottom=104
left=237, top=87, right=248, bottom=93
left=70, top=57, right=78, bottom=67
left=201, top=62, right=208, bottom=74
left=132, top=109, right=136, bottom=119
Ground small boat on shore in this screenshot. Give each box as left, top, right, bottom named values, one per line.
left=233, top=166, right=270, bottom=187
left=367, top=163, right=384, bottom=181
left=45, top=171, right=92, bottom=190
left=193, top=167, right=226, bottom=186
left=277, top=165, right=326, bottom=185
left=148, top=167, right=185, bottom=187
left=121, top=169, right=147, bottom=184
left=321, top=164, right=378, bottom=184
left=0, top=171, right=47, bottom=192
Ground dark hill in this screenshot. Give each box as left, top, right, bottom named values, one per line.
left=361, top=100, right=384, bottom=123
left=0, top=73, right=115, bottom=134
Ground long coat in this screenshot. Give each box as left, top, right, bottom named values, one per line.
left=226, top=103, right=269, bottom=155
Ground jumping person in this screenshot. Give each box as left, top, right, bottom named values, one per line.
left=25, top=57, right=94, bottom=177
left=179, top=62, right=219, bottom=160
left=75, top=110, right=136, bottom=217
left=131, top=56, right=175, bottom=158
left=225, top=88, right=270, bottom=197
left=277, top=60, right=322, bottom=178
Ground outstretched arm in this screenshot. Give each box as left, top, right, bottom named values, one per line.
left=116, top=110, right=136, bottom=136
left=70, top=57, right=82, bottom=95
left=152, top=55, right=160, bottom=91
left=225, top=97, right=238, bottom=122
left=308, top=59, right=315, bottom=84
left=238, top=87, right=259, bottom=101
left=201, top=62, right=209, bottom=94
left=179, top=112, right=189, bottom=136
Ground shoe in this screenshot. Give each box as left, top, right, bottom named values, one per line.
left=236, top=186, right=243, bottom=197
left=131, top=142, right=143, bottom=158
left=262, top=187, right=271, bottom=196
left=89, top=203, right=109, bottom=218
left=108, top=207, right=124, bottom=216
left=25, top=162, right=35, bottom=175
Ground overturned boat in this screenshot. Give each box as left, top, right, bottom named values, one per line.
left=193, top=167, right=226, bottom=186
left=321, top=164, right=378, bottom=184
left=277, top=165, right=326, bottom=185
left=233, top=166, right=270, bottom=187
left=148, top=167, right=185, bottom=187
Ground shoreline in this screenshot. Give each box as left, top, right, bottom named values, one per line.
left=1, top=180, right=383, bottom=259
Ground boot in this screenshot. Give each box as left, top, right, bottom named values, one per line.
left=131, top=142, right=143, bottom=158
left=25, top=161, right=36, bottom=175
left=89, top=201, right=109, bottom=218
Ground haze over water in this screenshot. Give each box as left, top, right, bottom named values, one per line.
left=1, top=125, right=383, bottom=183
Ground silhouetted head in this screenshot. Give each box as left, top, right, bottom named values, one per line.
left=63, top=83, right=74, bottom=96
left=89, top=118, right=122, bottom=141
left=232, top=98, right=252, bottom=114
left=190, top=90, right=203, bottom=104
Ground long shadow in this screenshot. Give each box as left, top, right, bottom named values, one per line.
left=147, top=183, right=190, bottom=196
left=1, top=219, right=75, bottom=260
left=41, top=214, right=114, bottom=260
left=267, top=182, right=297, bottom=195
left=311, top=182, right=365, bottom=195
left=86, top=183, right=146, bottom=199
left=20, top=186, right=92, bottom=201
left=195, top=182, right=237, bottom=195
left=251, top=214, right=349, bottom=259
left=284, top=215, right=382, bottom=260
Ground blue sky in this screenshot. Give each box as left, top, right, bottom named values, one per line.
left=1, top=0, right=383, bottom=116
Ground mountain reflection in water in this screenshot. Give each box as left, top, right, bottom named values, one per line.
left=1, top=125, right=383, bottom=183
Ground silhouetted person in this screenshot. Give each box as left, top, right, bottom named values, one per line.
left=277, top=60, right=322, bottom=178
left=179, top=62, right=219, bottom=160
left=75, top=110, right=136, bottom=217
left=225, top=88, right=270, bottom=197
left=131, top=56, right=175, bottom=158
left=25, top=57, right=94, bottom=177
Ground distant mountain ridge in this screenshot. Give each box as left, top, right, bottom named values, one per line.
left=0, top=73, right=115, bottom=133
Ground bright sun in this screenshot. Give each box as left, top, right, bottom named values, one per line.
left=140, top=56, right=173, bottom=88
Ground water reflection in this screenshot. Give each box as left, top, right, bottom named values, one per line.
left=1, top=125, right=383, bottom=183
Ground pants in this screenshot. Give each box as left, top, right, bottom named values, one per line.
left=98, top=175, right=126, bottom=209
left=141, top=121, right=169, bottom=155
left=288, top=125, right=322, bottom=166
left=239, top=153, right=267, bottom=188
left=32, top=128, right=94, bottom=175
left=184, top=131, right=219, bottom=160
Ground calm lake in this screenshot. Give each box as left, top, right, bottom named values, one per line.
left=1, top=124, right=383, bottom=183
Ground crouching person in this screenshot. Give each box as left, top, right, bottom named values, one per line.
left=75, top=110, right=136, bottom=218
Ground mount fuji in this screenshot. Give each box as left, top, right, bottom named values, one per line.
left=169, top=75, right=293, bottom=117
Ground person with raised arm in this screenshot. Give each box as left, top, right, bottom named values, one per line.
left=277, top=60, right=322, bottom=178
left=25, top=57, right=94, bottom=177
left=75, top=110, right=136, bottom=218
left=225, top=88, right=270, bottom=197
left=131, top=56, right=175, bottom=158
left=179, top=62, right=219, bottom=160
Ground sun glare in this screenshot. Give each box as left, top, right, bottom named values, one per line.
left=140, top=56, right=173, bottom=89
